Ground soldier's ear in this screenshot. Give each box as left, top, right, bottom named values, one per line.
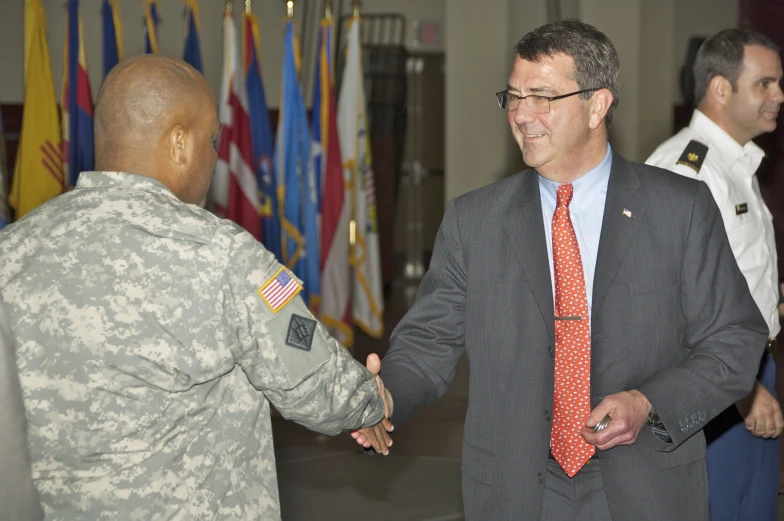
left=709, top=75, right=733, bottom=106
left=167, top=124, right=188, bottom=166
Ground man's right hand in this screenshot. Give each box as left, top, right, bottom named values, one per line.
left=350, top=353, right=394, bottom=454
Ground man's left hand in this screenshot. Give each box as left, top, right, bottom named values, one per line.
left=736, top=381, right=784, bottom=439
left=581, top=390, right=651, bottom=450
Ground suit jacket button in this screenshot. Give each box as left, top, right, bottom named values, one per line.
left=545, top=411, right=552, bottom=422
left=537, top=472, right=544, bottom=484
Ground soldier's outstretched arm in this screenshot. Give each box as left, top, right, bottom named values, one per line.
left=222, top=228, right=391, bottom=448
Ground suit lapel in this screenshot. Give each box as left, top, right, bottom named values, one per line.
left=503, top=170, right=554, bottom=340
left=592, top=152, right=647, bottom=316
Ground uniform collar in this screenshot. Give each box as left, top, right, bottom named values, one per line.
left=690, top=110, right=765, bottom=177
left=75, top=171, right=180, bottom=200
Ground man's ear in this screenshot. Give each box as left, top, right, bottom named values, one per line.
left=708, top=75, right=732, bottom=106
left=588, top=89, right=613, bottom=130
left=167, top=124, right=188, bottom=166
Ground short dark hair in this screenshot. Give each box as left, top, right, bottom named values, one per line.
left=514, top=21, right=621, bottom=125
left=693, top=28, right=779, bottom=104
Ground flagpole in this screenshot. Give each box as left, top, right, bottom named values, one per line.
left=348, top=0, right=362, bottom=337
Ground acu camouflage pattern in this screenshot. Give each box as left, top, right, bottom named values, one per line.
left=0, top=172, right=384, bottom=520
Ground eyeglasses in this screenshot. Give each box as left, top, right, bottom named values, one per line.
left=495, top=88, right=601, bottom=114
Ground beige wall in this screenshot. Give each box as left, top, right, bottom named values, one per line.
left=0, top=0, right=445, bottom=105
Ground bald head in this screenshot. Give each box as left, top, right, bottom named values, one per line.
left=94, top=55, right=220, bottom=205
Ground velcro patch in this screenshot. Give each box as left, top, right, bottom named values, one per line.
left=676, top=140, right=708, bottom=173
left=258, top=267, right=302, bottom=313
left=286, top=314, right=317, bottom=351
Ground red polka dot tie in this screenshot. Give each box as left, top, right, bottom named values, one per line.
left=550, top=183, right=595, bottom=477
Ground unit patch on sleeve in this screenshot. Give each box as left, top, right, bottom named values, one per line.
left=676, top=140, right=708, bottom=173
left=258, top=267, right=302, bottom=313
left=736, top=203, right=748, bottom=215
left=286, top=314, right=317, bottom=351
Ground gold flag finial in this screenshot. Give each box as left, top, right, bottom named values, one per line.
left=225, top=0, right=232, bottom=15
left=245, top=0, right=251, bottom=14
left=353, top=0, right=361, bottom=17
left=286, top=0, right=294, bottom=18
left=325, top=0, right=332, bottom=19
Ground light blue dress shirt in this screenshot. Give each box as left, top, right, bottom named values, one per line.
left=539, top=144, right=612, bottom=319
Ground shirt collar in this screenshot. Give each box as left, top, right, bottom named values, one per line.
left=538, top=143, right=613, bottom=211
left=690, top=110, right=765, bottom=176
left=75, top=171, right=180, bottom=200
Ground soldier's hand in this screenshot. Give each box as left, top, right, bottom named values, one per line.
left=736, top=381, right=784, bottom=439
left=350, top=353, right=394, bottom=454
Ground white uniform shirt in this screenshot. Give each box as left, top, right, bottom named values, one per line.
left=646, top=109, right=780, bottom=338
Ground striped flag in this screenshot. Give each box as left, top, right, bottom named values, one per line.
left=10, top=0, right=64, bottom=220
left=62, top=0, right=94, bottom=188
left=314, top=15, right=352, bottom=346
left=101, top=0, right=123, bottom=77
left=244, top=10, right=281, bottom=260
left=259, top=268, right=302, bottom=312
left=182, top=0, right=202, bottom=72
left=211, top=9, right=261, bottom=240
left=337, top=16, right=384, bottom=338
left=276, top=19, right=320, bottom=310
left=141, top=0, right=160, bottom=54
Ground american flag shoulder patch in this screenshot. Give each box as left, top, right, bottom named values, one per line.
left=258, top=267, right=302, bottom=313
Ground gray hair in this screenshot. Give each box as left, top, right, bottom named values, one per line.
left=693, top=28, right=779, bottom=104
left=514, top=20, right=621, bottom=125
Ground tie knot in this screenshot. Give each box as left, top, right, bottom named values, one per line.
left=556, top=184, right=573, bottom=208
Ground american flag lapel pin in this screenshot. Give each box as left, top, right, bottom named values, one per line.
left=622, top=208, right=632, bottom=218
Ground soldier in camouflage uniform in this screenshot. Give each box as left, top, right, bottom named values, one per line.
left=0, top=55, right=392, bottom=520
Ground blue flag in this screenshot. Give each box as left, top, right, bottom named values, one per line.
left=183, top=0, right=202, bottom=72
left=141, top=0, right=159, bottom=54
left=64, top=0, right=95, bottom=187
left=245, top=12, right=280, bottom=261
left=275, top=20, right=320, bottom=310
left=101, top=0, right=122, bottom=77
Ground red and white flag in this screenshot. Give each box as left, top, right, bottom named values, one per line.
left=210, top=10, right=260, bottom=240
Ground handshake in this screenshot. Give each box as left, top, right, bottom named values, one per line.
left=349, top=353, right=395, bottom=455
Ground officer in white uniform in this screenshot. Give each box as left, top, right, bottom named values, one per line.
left=647, top=28, right=784, bottom=521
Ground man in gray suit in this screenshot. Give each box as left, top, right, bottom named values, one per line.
left=353, top=20, right=768, bottom=521
left=0, top=299, right=43, bottom=521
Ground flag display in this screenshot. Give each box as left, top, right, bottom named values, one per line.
left=338, top=17, right=384, bottom=338
left=183, top=0, right=202, bottom=72
left=276, top=19, right=320, bottom=310
left=62, top=0, right=94, bottom=188
left=244, top=11, right=281, bottom=260
left=101, top=0, right=123, bottom=77
left=11, top=0, right=64, bottom=220
left=211, top=10, right=261, bottom=240
left=314, top=16, right=352, bottom=346
left=141, top=0, right=160, bottom=54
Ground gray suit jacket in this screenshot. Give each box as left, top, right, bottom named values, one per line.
left=0, top=300, right=43, bottom=521
left=381, top=152, right=768, bottom=521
